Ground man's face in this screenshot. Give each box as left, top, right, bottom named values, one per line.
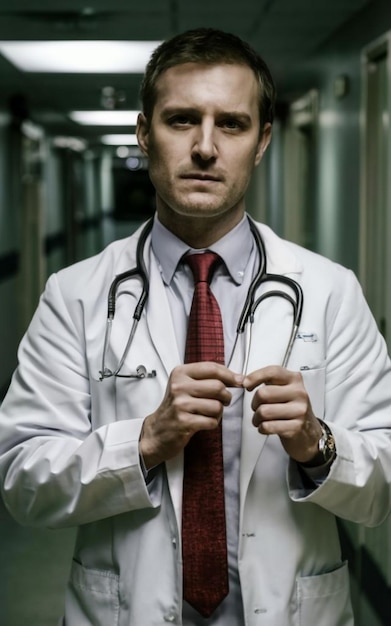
left=137, top=62, right=271, bottom=238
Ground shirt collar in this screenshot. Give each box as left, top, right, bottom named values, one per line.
left=151, top=213, right=254, bottom=286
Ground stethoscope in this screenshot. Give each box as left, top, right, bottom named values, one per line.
left=99, top=216, right=303, bottom=381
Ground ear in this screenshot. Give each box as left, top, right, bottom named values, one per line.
left=136, top=113, right=150, bottom=155
left=254, top=123, right=272, bottom=166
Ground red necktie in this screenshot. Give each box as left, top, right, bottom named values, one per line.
left=182, top=252, right=229, bottom=617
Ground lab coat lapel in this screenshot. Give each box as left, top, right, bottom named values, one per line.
left=239, top=223, right=303, bottom=507
left=146, top=249, right=184, bottom=530
left=111, top=229, right=184, bottom=531
left=239, top=297, right=294, bottom=505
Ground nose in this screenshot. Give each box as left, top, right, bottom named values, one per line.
left=191, top=121, right=217, bottom=162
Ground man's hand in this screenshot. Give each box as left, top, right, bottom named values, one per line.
left=243, top=365, right=323, bottom=464
left=140, top=362, right=244, bottom=469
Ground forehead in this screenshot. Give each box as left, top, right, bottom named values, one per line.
left=153, top=62, right=260, bottom=116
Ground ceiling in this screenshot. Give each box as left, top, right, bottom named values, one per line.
left=0, top=0, right=371, bottom=143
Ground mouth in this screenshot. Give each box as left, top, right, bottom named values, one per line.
left=181, top=173, right=222, bottom=182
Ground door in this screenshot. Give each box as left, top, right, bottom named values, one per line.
left=360, top=35, right=391, bottom=345
left=283, top=89, right=318, bottom=251
left=17, top=120, right=46, bottom=333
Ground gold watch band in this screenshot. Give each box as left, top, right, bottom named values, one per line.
left=301, top=419, right=337, bottom=468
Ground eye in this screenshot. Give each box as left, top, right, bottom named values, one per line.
left=168, top=114, right=195, bottom=127
left=224, top=119, right=240, bottom=129
left=219, top=117, right=246, bottom=132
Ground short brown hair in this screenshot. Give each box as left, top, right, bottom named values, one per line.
left=140, top=28, right=276, bottom=127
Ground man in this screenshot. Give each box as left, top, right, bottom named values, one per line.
left=0, top=28, right=391, bottom=626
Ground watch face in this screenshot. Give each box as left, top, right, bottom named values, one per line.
left=324, top=430, right=336, bottom=461
left=318, top=421, right=336, bottom=462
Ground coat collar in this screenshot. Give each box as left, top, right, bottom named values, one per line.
left=115, top=217, right=304, bottom=282
left=255, top=222, right=303, bottom=277
left=151, top=213, right=255, bottom=287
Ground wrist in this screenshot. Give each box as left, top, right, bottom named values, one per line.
left=301, top=419, right=337, bottom=468
left=139, top=418, right=166, bottom=470
left=139, top=435, right=160, bottom=471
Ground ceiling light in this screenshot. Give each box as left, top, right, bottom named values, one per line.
left=126, top=157, right=142, bottom=171
left=69, top=110, right=140, bottom=126
left=0, top=41, right=160, bottom=73
left=101, top=134, right=139, bottom=145
left=53, top=136, right=87, bottom=152
left=116, top=146, right=130, bottom=158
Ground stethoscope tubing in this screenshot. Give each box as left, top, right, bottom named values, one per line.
left=100, top=218, right=153, bottom=379
left=106, top=217, right=153, bottom=320
left=100, top=215, right=304, bottom=380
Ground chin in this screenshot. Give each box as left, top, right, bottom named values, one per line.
left=176, top=207, right=229, bottom=220
left=173, top=196, right=232, bottom=218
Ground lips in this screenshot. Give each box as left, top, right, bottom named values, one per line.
left=181, top=172, right=222, bottom=182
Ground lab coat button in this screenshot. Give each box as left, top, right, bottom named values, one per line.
left=164, top=612, right=177, bottom=622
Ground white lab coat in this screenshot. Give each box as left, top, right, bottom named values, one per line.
left=1, top=219, right=391, bottom=626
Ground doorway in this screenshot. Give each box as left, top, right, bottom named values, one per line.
left=282, top=89, right=318, bottom=251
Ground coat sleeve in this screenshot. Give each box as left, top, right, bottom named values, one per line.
left=288, top=268, right=391, bottom=526
left=0, top=273, right=162, bottom=529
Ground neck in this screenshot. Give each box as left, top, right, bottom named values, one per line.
left=156, top=208, right=245, bottom=249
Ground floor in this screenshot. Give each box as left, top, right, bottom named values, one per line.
left=0, top=498, right=76, bottom=626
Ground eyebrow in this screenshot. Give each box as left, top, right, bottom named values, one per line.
left=160, top=106, right=253, bottom=123
left=159, top=106, right=198, bottom=118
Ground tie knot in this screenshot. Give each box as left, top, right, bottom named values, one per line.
left=185, top=252, right=221, bottom=284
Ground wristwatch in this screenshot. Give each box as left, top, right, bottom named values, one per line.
left=302, top=419, right=337, bottom=467
left=317, top=420, right=337, bottom=463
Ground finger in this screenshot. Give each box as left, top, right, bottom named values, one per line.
left=253, top=415, right=302, bottom=436
left=169, top=376, right=233, bottom=408
left=184, top=362, right=244, bottom=387
left=250, top=382, right=306, bottom=411
left=187, top=379, right=233, bottom=405
left=183, top=411, right=224, bottom=433
left=182, top=396, right=228, bottom=421
left=175, top=402, right=227, bottom=437
left=252, top=400, right=306, bottom=427
left=243, top=365, right=297, bottom=391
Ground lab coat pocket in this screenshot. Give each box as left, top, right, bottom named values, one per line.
left=297, top=561, right=354, bottom=626
left=65, top=559, right=120, bottom=626
left=300, top=363, right=326, bottom=421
